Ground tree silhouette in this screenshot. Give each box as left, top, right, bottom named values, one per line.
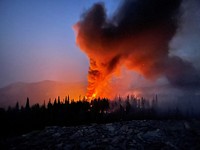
left=0, top=94, right=197, bottom=138
left=47, top=99, right=53, bottom=109
left=15, top=101, right=19, bottom=111
left=25, top=97, right=30, bottom=110
left=125, top=99, right=131, bottom=114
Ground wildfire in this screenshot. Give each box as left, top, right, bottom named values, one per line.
left=74, top=0, right=198, bottom=98
left=92, top=93, right=96, bottom=98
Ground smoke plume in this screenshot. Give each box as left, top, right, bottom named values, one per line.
left=74, top=0, right=200, bottom=98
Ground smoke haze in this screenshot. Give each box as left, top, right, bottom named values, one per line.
left=74, top=0, right=200, bottom=99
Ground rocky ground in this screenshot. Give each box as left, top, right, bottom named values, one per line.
left=1, top=120, right=200, bottom=150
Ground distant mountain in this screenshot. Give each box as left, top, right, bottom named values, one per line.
left=0, top=80, right=87, bottom=108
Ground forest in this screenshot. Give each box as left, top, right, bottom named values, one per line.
left=0, top=95, right=198, bottom=138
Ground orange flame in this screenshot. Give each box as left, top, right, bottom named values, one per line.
left=73, top=1, right=195, bottom=98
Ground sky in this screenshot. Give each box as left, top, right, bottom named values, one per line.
left=0, top=0, right=200, bottom=95
left=0, top=0, right=120, bottom=88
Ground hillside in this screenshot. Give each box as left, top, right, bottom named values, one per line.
left=0, top=80, right=87, bottom=108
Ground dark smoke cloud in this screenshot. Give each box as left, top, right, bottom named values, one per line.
left=75, top=0, right=200, bottom=97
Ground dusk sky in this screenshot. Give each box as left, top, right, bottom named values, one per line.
left=0, top=0, right=120, bottom=88
left=0, top=0, right=200, bottom=96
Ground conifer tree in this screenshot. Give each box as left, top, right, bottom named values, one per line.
left=25, top=97, right=30, bottom=110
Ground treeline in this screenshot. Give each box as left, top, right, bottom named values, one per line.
left=0, top=95, right=194, bottom=138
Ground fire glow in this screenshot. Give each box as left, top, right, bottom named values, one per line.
left=74, top=0, right=200, bottom=99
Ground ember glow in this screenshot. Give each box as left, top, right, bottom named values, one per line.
left=74, top=0, right=200, bottom=99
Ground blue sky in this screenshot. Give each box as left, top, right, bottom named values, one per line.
left=1, top=0, right=199, bottom=91
left=0, top=0, right=120, bottom=87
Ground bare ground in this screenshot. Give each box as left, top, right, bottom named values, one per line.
left=1, top=120, right=200, bottom=150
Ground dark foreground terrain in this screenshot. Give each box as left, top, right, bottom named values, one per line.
left=1, top=120, right=200, bottom=150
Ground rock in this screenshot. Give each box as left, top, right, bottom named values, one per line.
left=53, top=132, right=61, bottom=137
left=1, top=120, right=200, bottom=150
left=137, top=132, right=144, bottom=141
left=141, top=129, right=163, bottom=143
left=184, top=121, right=191, bottom=130
left=127, top=129, right=133, bottom=135
left=70, top=130, right=83, bottom=139
left=56, top=142, right=63, bottom=149
left=80, top=141, right=89, bottom=149
left=120, top=125, right=129, bottom=132
left=165, top=141, right=179, bottom=150
left=63, top=144, right=73, bottom=150
left=112, top=136, right=124, bottom=144
left=106, top=123, right=115, bottom=132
